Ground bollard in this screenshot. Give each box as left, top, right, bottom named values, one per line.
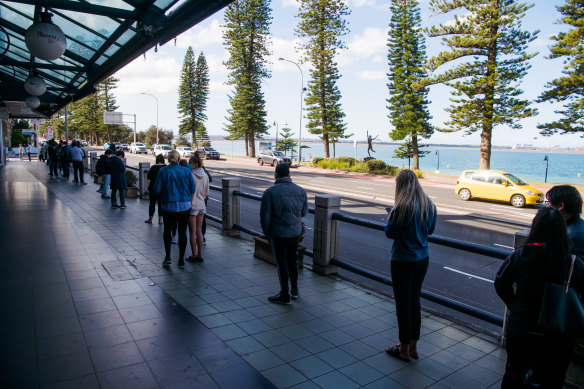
left=222, top=178, right=241, bottom=237
left=312, top=194, right=340, bottom=275
left=89, top=152, right=97, bottom=174
left=139, top=162, right=150, bottom=199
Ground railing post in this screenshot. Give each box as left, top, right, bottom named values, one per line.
left=222, top=178, right=241, bottom=236
left=139, top=162, right=150, bottom=199
left=312, top=194, right=340, bottom=275
left=89, top=152, right=97, bottom=174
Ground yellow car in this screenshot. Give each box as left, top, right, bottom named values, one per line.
left=454, top=170, right=544, bottom=208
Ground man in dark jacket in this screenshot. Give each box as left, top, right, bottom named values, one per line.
left=260, top=164, right=308, bottom=304
left=108, top=150, right=127, bottom=209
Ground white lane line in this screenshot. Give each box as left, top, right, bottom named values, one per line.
left=494, top=243, right=514, bottom=250
left=443, top=266, right=493, bottom=283
left=311, top=180, right=326, bottom=183
left=358, top=186, right=374, bottom=190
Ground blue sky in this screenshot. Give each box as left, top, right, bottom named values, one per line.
left=113, top=0, right=582, bottom=148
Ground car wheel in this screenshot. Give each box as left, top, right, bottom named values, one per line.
left=259, top=159, right=264, bottom=166
left=458, top=188, right=471, bottom=201
left=511, top=194, right=526, bottom=208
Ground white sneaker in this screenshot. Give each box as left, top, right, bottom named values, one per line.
left=171, top=236, right=177, bottom=244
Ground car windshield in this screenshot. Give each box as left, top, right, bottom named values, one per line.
left=114, top=143, right=121, bottom=145
left=273, top=151, right=285, bottom=156
left=160, top=146, right=172, bottom=150
left=503, top=173, right=527, bottom=186
left=205, top=148, right=216, bottom=151
left=136, top=143, right=144, bottom=147
left=184, top=148, right=193, bottom=151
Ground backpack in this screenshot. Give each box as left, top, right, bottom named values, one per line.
left=96, top=156, right=106, bottom=176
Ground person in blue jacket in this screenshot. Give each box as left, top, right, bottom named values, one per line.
left=154, top=150, right=196, bottom=268
left=384, top=169, right=437, bottom=362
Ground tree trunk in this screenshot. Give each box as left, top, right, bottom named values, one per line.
left=323, top=134, right=330, bottom=158
left=249, top=132, right=256, bottom=158
left=479, top=126, right=492, bottom=170
left=412, top=135, right=419, bottom=170
left=332, top=142, right=336, bottom=158
left=244, top=133, right=249, bottom=156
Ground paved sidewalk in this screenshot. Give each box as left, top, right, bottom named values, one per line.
left=1, top=161, right=506, bottom=388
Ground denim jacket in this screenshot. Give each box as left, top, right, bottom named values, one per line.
left=154, top=163, right=196, bottom=212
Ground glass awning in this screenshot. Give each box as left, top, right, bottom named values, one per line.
left=0, top=0, right=234, bottom=118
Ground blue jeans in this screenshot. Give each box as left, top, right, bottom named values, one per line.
left=100, top=174, right=111, bottom=195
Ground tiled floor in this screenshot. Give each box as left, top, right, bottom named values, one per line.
left=0, top=161, right=507, bottom=388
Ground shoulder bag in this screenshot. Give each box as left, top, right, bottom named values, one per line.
left=537, top=255, right=584, bottom=336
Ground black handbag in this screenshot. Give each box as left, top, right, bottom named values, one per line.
left=537, top=255, right=584, bottom=336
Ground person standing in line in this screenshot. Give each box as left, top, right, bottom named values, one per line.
left=384, top=169, right=437, bottom=362
left=187, top=154, right=209, bottom=262
left=260, top=164, right=308, bottom=305
left=70, top=141, right=87, bottom=185
left=26, top=144, right=32, bottom=161
left=199, top=151, right=213, bottom=243
left=546, top=185, right=584, bottom=257
left=109, top=150, right=127, bottom=209
left=18, top=144, right=23, bottom=160
left=96, top=149, right=113, bottom=199
left=48, top=140, right=59, bottom=178
left=154, top=150, right=196, bottom=269
left=495, top=207, right=584, bottom=388
left=145, top=154, right=166, bottom=224
left=60, top=141, right=72, bottom=181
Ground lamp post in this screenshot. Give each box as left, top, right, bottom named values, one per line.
left=273, top=121, right=278, bottom=150
left=544, top=155, right=549, bottom=183
left=278, top=57, right=304, bottom=166
left=435, top=150, right=440, bottom=173
left=141, top=93, right=159, bottom=144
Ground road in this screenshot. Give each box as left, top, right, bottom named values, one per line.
left=114, top=150, right=538, bottom=331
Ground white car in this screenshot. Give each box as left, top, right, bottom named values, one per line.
left=130, top=142, right=148, bottom=154
left=176, top=146, right=194, bottom=158
left=152, top=144, right=172, bottom=157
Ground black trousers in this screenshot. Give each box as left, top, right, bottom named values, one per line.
left=148, top=193, right=161, bottom=217
left=73, top=161, right=84, bottom=182
left=502, top=326, right=573, bottom=389
left=163, top=210, right=190, bottom=261
left=110, top=186, right=125, bottom=206
left=61, top=160, right=69, bottom=178
left=391, top=257, right=429, bottom=344
left=271, top=236, right=299, bottom=296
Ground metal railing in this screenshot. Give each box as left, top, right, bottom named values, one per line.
left=222, top=186, right=508, bottom=327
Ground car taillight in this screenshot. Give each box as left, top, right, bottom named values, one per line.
left=456, top=180, right=459, bottom=184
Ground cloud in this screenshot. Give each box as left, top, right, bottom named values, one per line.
left=269, top=36, right=303, bottom=71
left=115, top=56, right=181, bottom=95
left=281, top=0, right=299, bottom=7
left=338, top=27, right=387, bottom=66
left=349, top=0, right=377, bottom=7
left=175, top=19, right=224, bottom=48
left=357, top=70, right=385, bottom=80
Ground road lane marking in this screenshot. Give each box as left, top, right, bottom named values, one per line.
left=494, top=243, right=514, bottom=250
left=311, top=180, right=326, bottom=183
left=357, top=186, right=374, bottom=190
left=443, top=266, right=493, bottom=283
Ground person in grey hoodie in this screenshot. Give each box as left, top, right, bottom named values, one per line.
left=260, top=163, right=308, bottom=305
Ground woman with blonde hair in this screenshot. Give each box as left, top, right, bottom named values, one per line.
left=384, top=169, right=437, bottom=362
left=154, top=150, right=196, bottom=268
left=187, top=154, right=209, bottom=262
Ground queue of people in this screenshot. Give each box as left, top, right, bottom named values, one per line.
left=80, top=147, right=584, bottom=388
left=43, top=139, right=87, bottom=184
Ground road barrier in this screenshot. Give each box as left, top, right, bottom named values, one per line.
left=212, top=178, right=508, bottom=328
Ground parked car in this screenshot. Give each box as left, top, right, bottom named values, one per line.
left=79, top=140, right=88, bottom=147
left=454, top=170, right=544, bottom=208
left=120, top=143, right=130, bottom=151
left=104, top=142, right=115, bottom=150
left=257, top=149, right=291, bottom=166
left=130, top=142, right=148, bottom=154
left=152, top=144, right=172, bottom=157
left=177, top=146, right=194, bottom=158
left=196, top=146, right=220, bottom=160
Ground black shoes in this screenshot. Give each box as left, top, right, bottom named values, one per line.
left=111, top=203, right=119, bottom=208
left=290, top=289, right=299, bottom=300
left=268, top=293, right=291, bottom=305
left=162, top=258, right=171, bottom=267
left=178, top=259, right=185, bottom=269
left=119, top=205, right=126, bottom=209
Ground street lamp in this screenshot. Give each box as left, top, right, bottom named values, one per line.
left=544, top=155, right=549, bottom=183
left=278, top=57, right=304, bottom=166
left=141, top=93, right=159, bottom=144
left=435, top=150, right=440, bottom=173
left=273, top=121, right=278, bottom=150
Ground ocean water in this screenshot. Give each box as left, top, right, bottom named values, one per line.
left=210, top=139, right=584, bottom=185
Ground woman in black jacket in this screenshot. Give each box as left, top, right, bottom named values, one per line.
left=495, top=207, right=584, bottom=388
left=145, top=154, right=166, bottom=224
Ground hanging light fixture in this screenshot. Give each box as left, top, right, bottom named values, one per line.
left=25, top=95, right=41, bottom=109
left=24, top=75, right=46, bottom=96
left=25, top=11, right=67, bottom=61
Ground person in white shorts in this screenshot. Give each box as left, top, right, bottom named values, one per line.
left=187, top=154, right=209, bottom=262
